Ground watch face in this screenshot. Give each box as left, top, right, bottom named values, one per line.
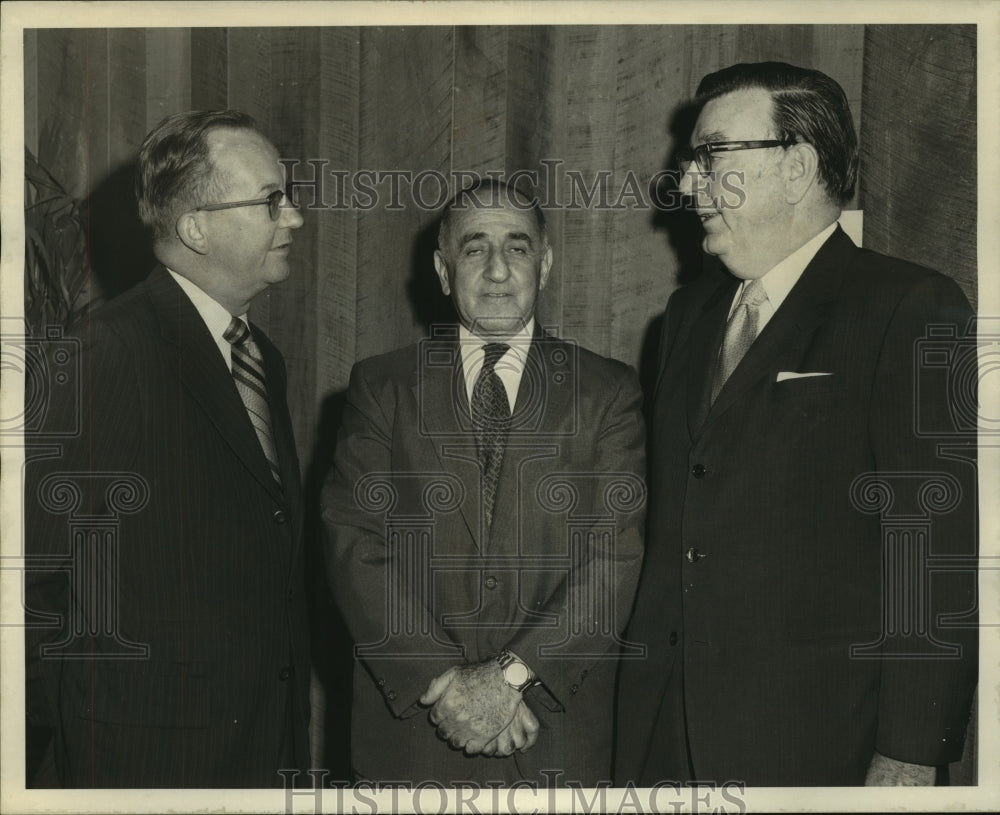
left=504, top=661, right=530, bottom=687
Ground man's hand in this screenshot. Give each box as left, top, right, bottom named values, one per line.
left=864, top=751, right=936, bottom=786
left=480, top=701, right=540, bottom=757
left=419, top=660, right=521, bottom=754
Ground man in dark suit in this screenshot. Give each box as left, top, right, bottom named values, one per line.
left=616, top=62, right=977, bottom=786
left=322, top=180, right=645, bottom=786
left=24, top=110, right=311, bottom=787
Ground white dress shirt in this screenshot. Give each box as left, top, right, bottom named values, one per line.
left=457, top=321, right=534, bottom=412
left=167, top=269, right=247, bottom=371
left=727, top=221, right=838, bottom=329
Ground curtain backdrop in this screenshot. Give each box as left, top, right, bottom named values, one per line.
left=23, top=24, right=977, bottom=778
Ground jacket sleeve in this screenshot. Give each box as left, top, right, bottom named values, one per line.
left=320, top=360, right=464, bottom=716
left=867, top=272, right=978, bottom=765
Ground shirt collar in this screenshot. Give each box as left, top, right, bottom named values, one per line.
left=755, top=221, right=838, bottom=312
left=167, top=269, right=247, bottom=369
left=457, top=320, right=534, bottom=404
left=167, top=268, right=246, bottom=335
left=458, top=320, right=533, bottom=372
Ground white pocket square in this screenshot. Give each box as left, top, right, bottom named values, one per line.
left=776, top=371, right=834, bottom=382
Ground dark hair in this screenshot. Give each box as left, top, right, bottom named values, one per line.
left=696, top=62, right=858, bottom=206
left=135, top=109, right=264, bottom=242
left=437, top=179, right=547, bottom=251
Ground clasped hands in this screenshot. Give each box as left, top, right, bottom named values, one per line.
left=419, top=660, right=539, bottom=757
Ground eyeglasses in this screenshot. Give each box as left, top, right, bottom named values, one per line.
left=193, top=189, right=288, bottom=221
left=678, top=139, right=797, bottom=174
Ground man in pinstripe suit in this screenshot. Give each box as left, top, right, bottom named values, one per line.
left=24, top=110, right=311, bottom=787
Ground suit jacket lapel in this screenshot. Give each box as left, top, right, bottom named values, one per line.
left=686, top=278, right=738, bottom=438
left=487, top=329, right=567, bottom=553
left=705, top=226, right=852, bottom=426
left=255, top=332, right=305, bottom=589
left=256, top=334, right=298, bottom=499
left=146, top=267, right=284, bottom=503
left=257, top=337, right=300, bottom=503
left=410, top=334, right=484, bottom=548
left=414, top=328, right=565, bottom=554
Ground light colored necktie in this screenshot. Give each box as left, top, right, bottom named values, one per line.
left=711, top=279, right=769, bottom=403
left=471, top=343, right=511, bottom=530
left=223, top=317, right=282, bottom=486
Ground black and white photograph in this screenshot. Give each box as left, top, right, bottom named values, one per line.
left=1, top=1, right=997, bottom=812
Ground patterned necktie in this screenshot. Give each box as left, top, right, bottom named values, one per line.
left=223, top=317, right=282, bottom=486
left=711, top=278, right=769, bottom=403
left=471, top=342, right=511, bottom=530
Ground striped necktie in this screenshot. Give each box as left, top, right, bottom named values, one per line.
left=223, top=317, right=282, bottom=486
left=471, top=342, right=511, bottom=530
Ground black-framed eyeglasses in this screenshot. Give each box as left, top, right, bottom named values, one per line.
left=678, top=139, right=797, bottom=174
left=193, top=189, right=288, bottom=221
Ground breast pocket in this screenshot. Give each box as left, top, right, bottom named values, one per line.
left=768, top=374, right=852, bottom=437
left=772, top=374, right=844, bottom=399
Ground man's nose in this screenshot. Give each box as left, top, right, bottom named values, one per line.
left=484, top=249, right=510, bottom=282
left=279, top=197, right=305, bottom=229
left=678, top=164, right=714, bottom=208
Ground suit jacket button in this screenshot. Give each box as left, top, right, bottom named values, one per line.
left=377, top=678, right=386, bottom=688
left=570, top=684, right=579, bottom=694
left=691, top=464, right=706, bottom=479
left=387, top=690, right=397, bottom=701
left=273, top=509, right=286, bottom=524
left=669, top=631, right=679, bottom=646
left=685, top=547, right=704, bottom=563
left=278, top=666, right=291, bottom=681
left=484, top=575, right=498, bottom=590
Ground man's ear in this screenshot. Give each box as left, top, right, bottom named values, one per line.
left=433, top=250, right=452, bottom=296
left=175, top=212, right=209, bottom=255
left=538, top=244, right=553, bottom=290
left=783, top=142, right=820, bottom=205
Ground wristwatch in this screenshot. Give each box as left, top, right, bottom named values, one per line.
left=496, top=649, right=536, bottom=692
